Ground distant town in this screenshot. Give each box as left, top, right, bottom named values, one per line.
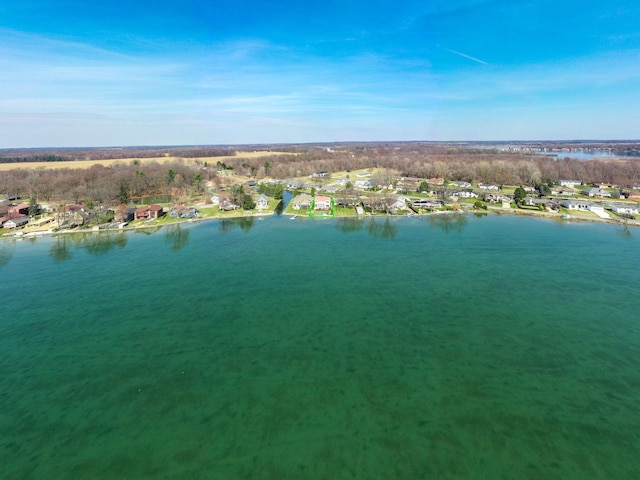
left=2, top=141, right=640, bottom=237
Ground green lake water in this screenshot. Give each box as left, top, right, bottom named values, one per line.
left=1, top=214, right=639, bottom=479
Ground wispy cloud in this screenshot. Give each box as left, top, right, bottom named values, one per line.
left=436, top=44, right=488, bottom=65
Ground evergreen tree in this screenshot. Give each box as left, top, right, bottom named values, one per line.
left=513, top=186, right=527, bottom=204
left=28, top=198, right=39, bottom=217
left=118, top=182, right=129, bottom=204
left=243, top=194, right=256, bottom=210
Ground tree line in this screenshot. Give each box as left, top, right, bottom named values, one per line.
left=2, top=143, right=640, bottom=209
left=0, top=146, right=235, bottom=163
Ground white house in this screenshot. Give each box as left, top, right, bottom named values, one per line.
left=386, top=197, right=407, bottom=211
left=560, top=200, right=591, bottom=211
left=609, top=204, right=640, bottom=215
left=479, top=183, right=500, bottom=191
left=256, top=194, right=269, bottom=210
left=452, top=190, right=478, bottom=199
left=412, top=199, right=442, bottom=209
left=560, top=200, right=607, bottom=216
left=354, top=180, right=372, bottom=189
left=314, top=195, right=332, bottom=210
left=3, top=215, right=29, bottom=228
left=559, top=180, right=582, bottom=187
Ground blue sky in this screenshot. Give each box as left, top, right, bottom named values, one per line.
left=1, top=0, right=640, bottom=147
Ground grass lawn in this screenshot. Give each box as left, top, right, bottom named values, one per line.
left=334, top=206, right=357, bottom=217
left=558, top=208, right=598, bottom=217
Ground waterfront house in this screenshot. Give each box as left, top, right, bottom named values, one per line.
left=361, top=197, right=386, bottom=211
left=334, top=196, right=359, bottom=207
left=56, top=204, right=89, bottom=228
left=609, top=203, right=640, bottom=215
left=3, top=215, right=29, bottom=228
left=256, top=194, right=269, bottom=210
left=411, top=199, right=442, bottom=209
left=134, top=204, right=165, bottom=221
left=560, top=199, right=591, bottom=211
left=113, top=204, right=135, bottom=223
left=170, top=204, right=198, bottom=218
left=560, top=200, right=607, bottom=216
left=527, top=198, right=559, bottom=210
left=219, top=199, right=239, bottom=211
left=386, top=197, right=407, bottom=211
left=314, top=195, right=332, bottom=210
left=291, top=193, right=312, bottom=210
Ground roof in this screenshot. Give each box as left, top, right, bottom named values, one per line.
left=5, top=215, right=29, bottom=225
left=292, top=193, right=312, bottom=203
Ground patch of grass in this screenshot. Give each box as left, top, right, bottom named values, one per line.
left=334, top=206, right=357, bottom=217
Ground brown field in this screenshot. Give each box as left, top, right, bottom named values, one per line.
left=0, top=151, right=294, bottom=171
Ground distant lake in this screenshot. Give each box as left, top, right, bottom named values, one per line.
left=1, top=215, right=639, bottom=479
left=464, top=144, right=640, bottom=160
left=544, top=150, right=640, bottom=160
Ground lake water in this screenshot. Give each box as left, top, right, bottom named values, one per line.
left=468, top=144, right=640, bottom=160
left=543, top=151, right=640, bottom=161
left=1, top=214, right=639, bottom=479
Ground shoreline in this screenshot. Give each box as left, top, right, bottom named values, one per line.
left=2, top=206, right=639, bottom=242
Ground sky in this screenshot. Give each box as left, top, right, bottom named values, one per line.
left=1, top=0, right=640, bottom=147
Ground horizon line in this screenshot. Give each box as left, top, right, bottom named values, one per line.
left=2, top=139, right=640, bottom=151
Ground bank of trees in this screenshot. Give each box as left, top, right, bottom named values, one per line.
left=0, top=160, right=210, bottom=206
left=2, top=143, right=640, bottom=208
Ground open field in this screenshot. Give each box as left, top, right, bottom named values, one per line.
left=0, top=151, right=294, bottom=171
